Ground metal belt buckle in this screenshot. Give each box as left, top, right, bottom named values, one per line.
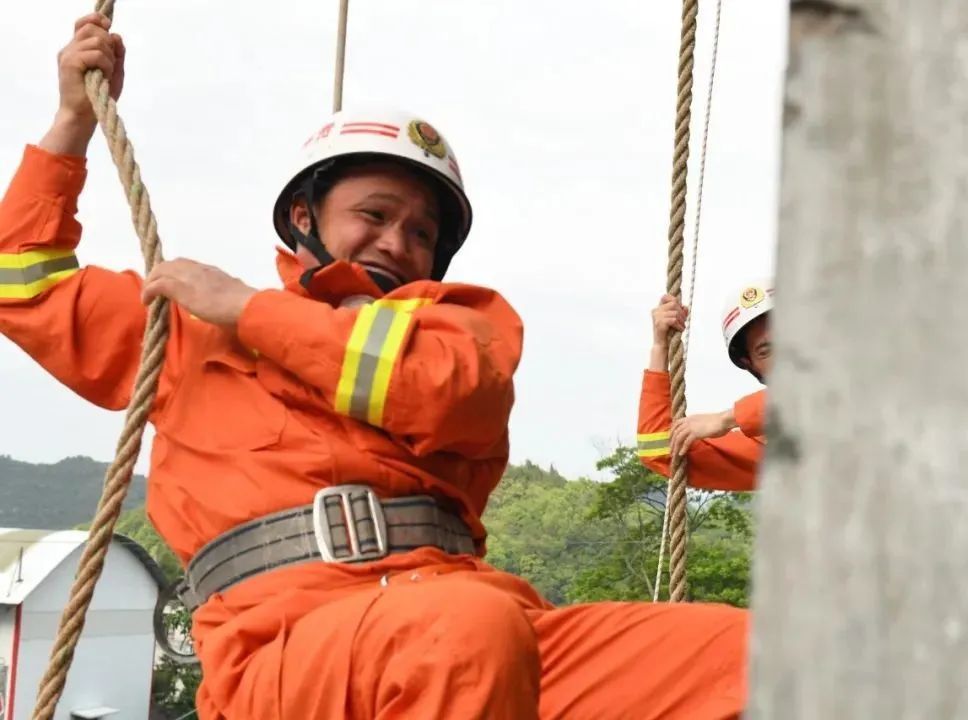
left=312, top=484, right=389, bottom=562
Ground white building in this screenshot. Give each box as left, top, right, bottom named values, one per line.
left=0, top=529, right=166, bottom=720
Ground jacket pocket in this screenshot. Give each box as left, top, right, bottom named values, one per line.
left=160, top=347, right=286, bottom=452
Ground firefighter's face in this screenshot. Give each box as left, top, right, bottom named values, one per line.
left=290, top=162, right=440, bottom=287
left=742, top=315, right=773, bottom=380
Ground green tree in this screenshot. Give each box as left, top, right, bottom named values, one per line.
left=151, top=638, right=202, bottom=719
left=113, top=507, right=182, bottom=582
left=567, top=445, right=754, bottom=606
left=483, top=461, right=611, bottom=604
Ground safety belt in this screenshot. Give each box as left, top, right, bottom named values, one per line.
left=176, top=485, right=476, bottom=612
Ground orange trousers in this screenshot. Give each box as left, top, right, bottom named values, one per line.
left=194, top=555, right=747, bottom=720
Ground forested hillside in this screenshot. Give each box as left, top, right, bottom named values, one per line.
left=0, top=454, right=147, bottom=527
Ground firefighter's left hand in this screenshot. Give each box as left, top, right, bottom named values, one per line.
left=669, top=411, right=736, bottom=457
left=142, top=258, right=257, bottom=328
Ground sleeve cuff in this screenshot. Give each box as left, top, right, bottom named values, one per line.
left=237, top=289, right=300, bottom=355
left=236, top=289, right=345, bottom=376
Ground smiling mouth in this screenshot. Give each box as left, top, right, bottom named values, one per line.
left=361, top=263, right=405, bottom=286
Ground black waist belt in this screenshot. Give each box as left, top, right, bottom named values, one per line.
left=175, top=484, right=476, bottom=612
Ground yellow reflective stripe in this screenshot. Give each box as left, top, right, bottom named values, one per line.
left=0, top=249, right=79, bottom=299
left=637, top=447, right=672, bottom=458
left=335, top=297, right=431, bottom=426
left=335, top=303, right=381, bottom=416
left=0, top=247, right=75, bottom=268
left=0, top=269, right=80, bottom=300
left=637, top=431, right=671, bottom=458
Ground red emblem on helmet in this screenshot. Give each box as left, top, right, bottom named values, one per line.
left=408, top=120, right=446, bottom=159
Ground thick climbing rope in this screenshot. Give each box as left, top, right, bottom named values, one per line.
left=30, top=2, right=171, bottom=718
left=33, top=2, right=355, bottom=714
left=654, top=0, right=724, bottom=602
left=333, top=0, right=350, bottom=111
left=663, top=0, right=701, bottom=604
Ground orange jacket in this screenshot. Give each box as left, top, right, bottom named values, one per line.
left=637, top=371, right=764, bottom=492
left=733, top=388, right=766, bottom=438
left=0, top=145, right=523, bottom=563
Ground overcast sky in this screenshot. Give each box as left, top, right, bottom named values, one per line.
left=0, top=0, right=788, bottom=479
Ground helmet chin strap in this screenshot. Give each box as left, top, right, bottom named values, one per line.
left=291, top=174, right=401, bottom=295
left=290, top=221, right=400, bottom=295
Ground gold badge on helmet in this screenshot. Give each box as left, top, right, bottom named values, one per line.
left=740, top=286, right=765, bottom=308
left=408, top=120, right=447, bottom=159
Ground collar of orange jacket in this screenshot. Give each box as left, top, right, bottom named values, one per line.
left=274, top=247, right=386, bottom=305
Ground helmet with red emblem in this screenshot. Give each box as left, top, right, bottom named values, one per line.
left=272, top=109, right=471, bottom=287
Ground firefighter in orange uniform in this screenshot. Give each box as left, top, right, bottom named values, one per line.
left=0, top=14, right=748, bottom=719
left=637, top=282, right=772, bottom=492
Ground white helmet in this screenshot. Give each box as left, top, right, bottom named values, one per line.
left=272, top=108, right=472, bottom=283
left=721, top=278, right=774, bottom=368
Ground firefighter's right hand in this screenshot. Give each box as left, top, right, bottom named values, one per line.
left=651, top=294, right=688, bottom=347
left=55, top=13, right=126, bottom=129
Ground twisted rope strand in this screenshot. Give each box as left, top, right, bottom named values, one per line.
left=663, top=0, right=700, bottom=604
left=31, top=2, right=171, bottom=716
left=654, top=0, right=724, bottom=602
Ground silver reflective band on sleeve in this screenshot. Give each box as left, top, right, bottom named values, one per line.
left=335, top=298, right=430, bottom=427
left=347, top=305, right=398, bottom=421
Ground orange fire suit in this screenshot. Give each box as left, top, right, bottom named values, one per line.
left=1, top=145, right=748, bottom=719
left=637, top=370, right=764, bottom=492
